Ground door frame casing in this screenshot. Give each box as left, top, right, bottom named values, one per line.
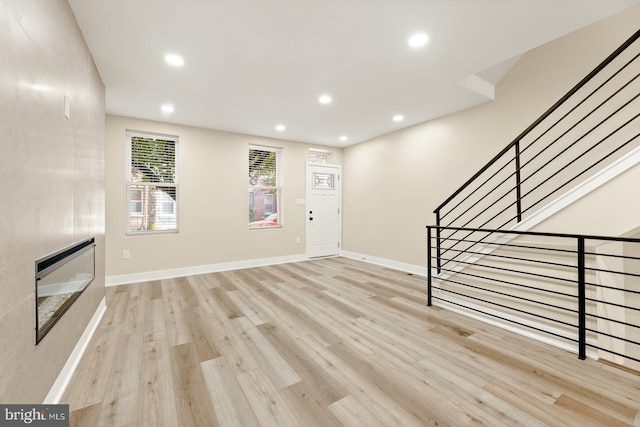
left=305, top=163, right=342, bottom=258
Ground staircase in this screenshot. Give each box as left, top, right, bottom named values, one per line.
left=427, top=28, right=640, bottom=369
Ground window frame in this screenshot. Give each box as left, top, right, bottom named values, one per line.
left=308, top=148, right=330, bottom=164
left=125, top=130, right=179, bottom=235
left=129, top=188, right=143, bottom=214
left=248, top=145, right=282, bottom=229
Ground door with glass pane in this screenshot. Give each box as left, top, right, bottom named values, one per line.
left=306, top=164, right=341, bottom=257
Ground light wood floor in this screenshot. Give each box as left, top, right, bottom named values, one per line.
left=63, top=257, right=640, bottom=426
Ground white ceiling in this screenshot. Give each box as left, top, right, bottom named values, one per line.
left=68, top=0, right=639, bottom=147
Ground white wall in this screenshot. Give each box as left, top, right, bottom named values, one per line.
left=105, top=5, right=639, bottom=280
left=105, top=115, right=342, bottom=281
left=342, top=4, right=640, bottom=269
left=0, top=0, right=105, bottom=403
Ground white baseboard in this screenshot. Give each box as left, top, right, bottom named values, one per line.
left=341, top=250, right=426, bottom=277
left=43, top=297, right=106, bottom=404
left=432, top=294, right=598, bottom=360
left=106, top=254, right=309, bottom=286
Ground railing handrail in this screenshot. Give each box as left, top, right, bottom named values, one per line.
left=426, top=224, right=640, bottom=244
left=433, top=28, right=640, bottom=214
left=426, top=224, right=640, bottom=362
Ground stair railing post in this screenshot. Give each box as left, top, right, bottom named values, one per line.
left=435, top=210, right=441, bottom=274
left=427, top=226, right=432, bottom=306
left=578, top=236, right=586, bottom=360
left=515, top=140, right=522, bottom=223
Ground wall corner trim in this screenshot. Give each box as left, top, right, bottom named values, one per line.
left=43, top=297, right=107, bottom=404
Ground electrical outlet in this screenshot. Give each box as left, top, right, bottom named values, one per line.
left=122, top=249, right=130, bottom=260
left=296, top=236, right=301, bottom=244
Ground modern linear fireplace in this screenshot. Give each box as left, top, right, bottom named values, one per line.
left=35, top=238, right=95, bottom=344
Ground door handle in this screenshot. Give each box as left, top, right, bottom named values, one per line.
left=309, top=217, right=314, bottom=221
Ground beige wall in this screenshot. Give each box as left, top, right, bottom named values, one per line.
left=342, top=5, right=640, bottom=268
left=532, top=165, right=640, bottom=236
left=0, top=0, right=105, bottom=403
left=105, top=115, right=342, bottom=278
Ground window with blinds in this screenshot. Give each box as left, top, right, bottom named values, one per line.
left=126, top=131, right=178, bottom=234
left=249, top=145, right=281, bottom=228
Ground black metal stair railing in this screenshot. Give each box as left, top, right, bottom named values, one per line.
left=427, top=225, right=640, bottom=364
left=433, top=29, right=640, bottom=274
left=427, top=29, right=640, bottom=364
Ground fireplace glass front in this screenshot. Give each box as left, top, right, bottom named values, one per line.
left=35, top=238, right=95, bottom=344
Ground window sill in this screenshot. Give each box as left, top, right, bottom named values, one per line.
left=248, top=225, right=282, bottom=230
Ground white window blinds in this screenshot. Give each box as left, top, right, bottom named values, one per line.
left=248, top=146, right=282, bottom=228
left=126, top=132, right=178, bottom=233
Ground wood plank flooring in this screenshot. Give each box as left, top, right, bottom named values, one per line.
left=62, top=257, right=640, bottom=426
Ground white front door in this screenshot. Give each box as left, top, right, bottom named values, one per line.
left=306, top=164, right=341, bottom=258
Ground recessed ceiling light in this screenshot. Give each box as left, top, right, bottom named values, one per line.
left=408, top=33, right=429, bottom=48
left=164, top=54, right=184, bottom=67
left=161, top=104, right=174, bottom=113
left=339, top=135, right=348, bottom=142
left=318, top=94, right=332, bottom=105
left=275, top=124, right=286, bottom=131
left=393, top=114, right=404, bottom=122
